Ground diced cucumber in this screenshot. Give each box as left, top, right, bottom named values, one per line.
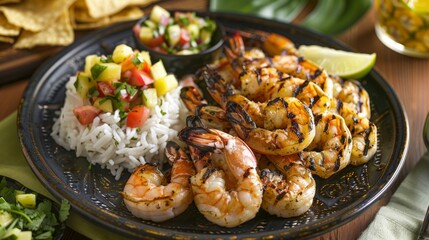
left=150, top=60, right=167, bottom=81
left=112, top=44, right=134, bottom=64
left=0, top=210, right=13, bottom=227
left=154, top=74, right=178, bottom=96
left=2, top=228, right=22, bottom=239
left=93, top=98, right=113, bottom=113
left=138, top=26, right=153, bottom=45
left=186, top=23, right=200, bottom=39
left=142, top=88, right=158, bottom=109
left=15, top=194, right=36, bottom=209
left=150, top=5, right=170, bottom=24
left=84, top=55, right=101, bottom=74
left=92, top=63, right=121, bottom=82
left=139, top=51, right=152, bottom=66
left=200, top=29, right=212, bottom=45
left=167, top=24, right=180, bottom=47
left=74, top=72, right=96, bottom=99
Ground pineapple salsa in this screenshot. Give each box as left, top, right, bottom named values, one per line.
left=133, top=5, right=217, bottom=55
left=73, top=44, right=178, bottom=128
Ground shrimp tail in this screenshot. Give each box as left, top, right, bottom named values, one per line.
left=225, top=101, right=256, bottom=139
left=199, top=66, right=236, bottom=108
left=178, top=127, right=221, bottom=152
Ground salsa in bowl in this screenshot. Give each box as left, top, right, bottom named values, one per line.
left=132, top=5, right=225, bottom=76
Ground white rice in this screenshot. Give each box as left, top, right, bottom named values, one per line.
left=51, top=76, right=189, bottom=180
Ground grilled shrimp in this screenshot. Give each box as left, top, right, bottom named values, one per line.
left=334, top=79, right=371, bottom=120
left=260, top=155, right=315, bottom=218
left=180, top=86, right=231, bottom=132
left=225, top=99, right=315, bottom=156
left=121, top=141, right=195, bottom=222
left=272, top=55, right=334, bottom=97
left=178, top=126, right=263, bottom=228
left=295, top=112, right=353, bottom=178
left=265, top=77, right=332, bottom=115
left=337, top=103, right=378, bottom=165
left=333, top=78, right=377, bottom=165
left=199, top=66, right=331, bottom=115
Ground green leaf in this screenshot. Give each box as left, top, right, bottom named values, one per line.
left=90, top=64, right=107, bottom=80
left=59, top=200, right=70, bottom=223
left=209, top=0, right=372, bottom=35
left=209, top=0, right=309, bottom=22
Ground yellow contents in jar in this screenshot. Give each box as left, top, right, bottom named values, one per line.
left=375, top=0, right=429, bottom=57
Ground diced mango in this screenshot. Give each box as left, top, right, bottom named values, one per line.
left=15, top=230, right=32, bottom=240
left=138, top=26, right=153, bottom=45
left=92, top=63, right=121, bottom=82
left=74, top=72, right=96, bottom=99
left=16, top=193, right=36, bottom=209
left=139, top=51, right=152, bottom=66
left=142, top=88, right=158, bottom=108
left=154, top=74, right=178, bottom=96
left=84, top=55, right=101, bottom=74
left=93, top=98, right=113, bottom=113
left=150, top=60, right=167, bottom=81
left=112, top=44, right=134, bottom=63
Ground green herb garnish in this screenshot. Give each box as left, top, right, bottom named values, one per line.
left=0, top=177, right=70, bottom=240
left=90, top=63, right=107, bottom=80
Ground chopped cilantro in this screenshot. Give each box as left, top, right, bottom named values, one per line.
left=100, top=55, right=114, bottom=63
left=0, top=177, right=70, bottom=239
left=203, top=19, right=216, bottom=32
left=88, top=86, right=99, bottom=98
left=130, top=53, right=144, bottom=66
left=178, top=15, right=190, bottom=26
left=90, top=64, right=107, bottom=80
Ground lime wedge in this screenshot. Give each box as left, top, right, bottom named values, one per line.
left=403, top=0, right=429, bottom=13
left=298, top=45, right=376, bottom=79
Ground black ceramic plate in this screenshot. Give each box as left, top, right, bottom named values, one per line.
left=18, top=12, right=409, bottom=239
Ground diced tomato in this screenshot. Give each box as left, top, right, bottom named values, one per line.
left=121, top=54, right=151, bottom=73
left=97, top=82, right=115, bottom=96
left=73, top=105, right=101, bottom=125
left=179, top=28, right=190, bottom=45
left=148, top=35, right=164, bottom=48
left=128, top=68, right=154, bottom=87
left=127, top=105, right=150, bottom=128
left=152, top=46, right=168, bottom=54
left=132, top=24, right=141, bottom=37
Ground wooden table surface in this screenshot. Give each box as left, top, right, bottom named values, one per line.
left=1, top=1, right=427, bottom=239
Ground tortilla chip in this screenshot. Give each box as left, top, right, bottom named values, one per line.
left=0, top=35, right=14, bottom=43
left=73, top=5, right=106, bottom=23
left=14, top=10, right=74, bottom=49
left=73, top=6, right=144, bottom=30
left=0, top=0, right=75, bottom=32
left=0, top=13, right=19, bottom=36
left=0, top=0, right=20, bottom=4
left=84, top=0, right=156, bottom=18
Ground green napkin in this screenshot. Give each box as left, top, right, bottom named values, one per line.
left=359, top=152, right=429, bottom=239
left=0, top=112, right=127, bottom=240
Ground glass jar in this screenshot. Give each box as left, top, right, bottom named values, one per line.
left=375, top=0, right=429, bottom=57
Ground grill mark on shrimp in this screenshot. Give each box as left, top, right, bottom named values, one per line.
left=202, top=167, right=217, bottom=182
left=293, top=80, right=310, bottom=97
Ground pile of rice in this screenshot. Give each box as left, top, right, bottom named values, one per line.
left=51, top=76, right=189, bottom=180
